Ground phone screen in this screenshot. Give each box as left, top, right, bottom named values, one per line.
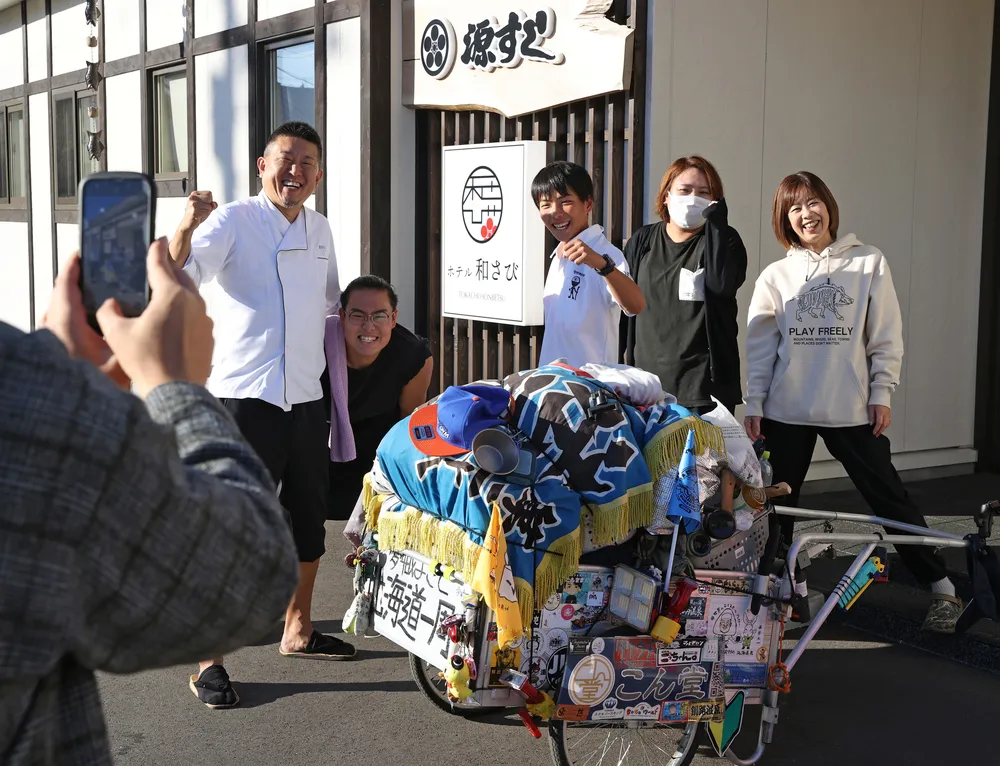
left=81, top=176, right=151, bottom=319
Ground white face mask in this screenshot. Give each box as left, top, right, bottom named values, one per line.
left=667, top=194, right=712, bottom=230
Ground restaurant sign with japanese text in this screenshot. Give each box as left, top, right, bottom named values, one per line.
left=405, top=0, right=634, bottom=117
left=442, top=141, right=549, bottom=325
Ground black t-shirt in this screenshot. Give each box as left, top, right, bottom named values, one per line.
left=324, top=324, right=431, bottom=519
left=633, top=226, right=713, bottom=408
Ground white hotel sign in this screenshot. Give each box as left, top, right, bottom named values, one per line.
left=441, top=141, right=549, bottom=326
left=404, top=0, right=634, bottom=118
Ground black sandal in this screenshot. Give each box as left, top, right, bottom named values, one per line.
left=188, top=665, right=239, bottom=709
left=279, top=630, right=357, bottom=660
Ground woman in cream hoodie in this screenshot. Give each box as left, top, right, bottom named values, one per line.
left=744, top=171, right=959, bottom=634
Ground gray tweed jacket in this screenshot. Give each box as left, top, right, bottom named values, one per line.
left=0, top=322, right=299, bottom=764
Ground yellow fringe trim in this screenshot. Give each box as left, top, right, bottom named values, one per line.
left=375, top=505, right=484, bottom=584
left=644, top=417, right=725, bottom=482
left=587, top=485, right=654, bottom=547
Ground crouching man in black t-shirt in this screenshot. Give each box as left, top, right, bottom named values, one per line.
left=321, top=276, right=434, bottom=525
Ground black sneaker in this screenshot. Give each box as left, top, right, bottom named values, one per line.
left=189, top=665, right=240, bottom=709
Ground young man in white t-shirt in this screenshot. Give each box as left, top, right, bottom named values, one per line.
left=532, top=162, right=645, bottom=368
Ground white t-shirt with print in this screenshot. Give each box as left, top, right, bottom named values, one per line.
left=539, top=224, right=633, bottom=369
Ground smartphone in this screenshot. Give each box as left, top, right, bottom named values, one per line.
left=79, top=172, right=156, bottom=331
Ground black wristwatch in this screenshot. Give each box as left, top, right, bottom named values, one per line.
left=595, top=254, right=616, bottom=277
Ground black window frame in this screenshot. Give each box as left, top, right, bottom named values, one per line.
left=51, top=86, right=99, bottom=209
left=0, top=98, right=28, bottom=211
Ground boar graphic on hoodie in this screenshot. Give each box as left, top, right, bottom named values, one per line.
left=744, top=234, right=902, bottom=428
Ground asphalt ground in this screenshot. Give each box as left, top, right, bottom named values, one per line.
left=98, top=506, right=1000, bottom=766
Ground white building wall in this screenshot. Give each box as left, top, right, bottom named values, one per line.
left=196, top=0, right=246, bottom=38
left=26, top=0, right=46, bottom=82
left=29, top=92, right=52, bottom=327
left=50, top=0, right=87, bottom=77
left=104, top=0, right=140, bottom=61
left=195, top=45, right=250, bottom=206
left=326, top=16, right=362, bottom=288
left=0, top=5, right=24, bottom=90
left=0, top=223, right=31, bottom=331
left=390, top=0, right=416, bottom=328
left=146, top=0, right=184, bottom=51
left=646, top=0, right=992, bottom=477
left=105, top=70, right=142, bottom=171
left=258, top=0, right=312, bottom=21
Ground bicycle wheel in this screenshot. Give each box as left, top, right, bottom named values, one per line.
left=407, top=652, right=496, bottom=718
left=549, top=719, right=702, bottom=766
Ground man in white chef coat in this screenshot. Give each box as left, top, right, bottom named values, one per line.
left=169, top=121, right=355, bottom=710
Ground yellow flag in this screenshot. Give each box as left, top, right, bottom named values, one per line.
left=472, top=503, right=522, bottom=648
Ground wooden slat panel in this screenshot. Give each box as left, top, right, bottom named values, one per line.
left=609, top=92, right=627, bottom=248
left=589, top=99, right=607, bottom=229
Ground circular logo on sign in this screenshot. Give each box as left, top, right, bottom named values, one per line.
left=421, top=19, right=456, bottom=80
left=567, top=653, right=614, bottom=707
left=561, top=605, right=575, bottom=621
left=590, top=637, right=605, bottom=654
left=462, top=166, right=503, bottom=244
left=756, top=646, right=768, bottom=662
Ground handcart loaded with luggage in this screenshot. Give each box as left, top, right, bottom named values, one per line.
left=341, top=361, right=1000, bottom=766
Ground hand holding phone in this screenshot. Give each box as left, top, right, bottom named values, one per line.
left=79, top=172, right=156, bottom=332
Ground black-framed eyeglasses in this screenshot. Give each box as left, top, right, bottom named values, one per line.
left=345, top=309, right=393, bottom=326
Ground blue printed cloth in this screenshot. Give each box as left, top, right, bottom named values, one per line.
left=371, top=364, right=722, bottom=615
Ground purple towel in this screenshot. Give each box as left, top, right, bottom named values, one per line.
left=325, top=315, right=356, bottom=462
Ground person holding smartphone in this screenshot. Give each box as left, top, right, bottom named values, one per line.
left=2, top=241, right=299, bottom=762
left=169, top=121, right=353, bottom=709
left=744, top=171, right=959, bottom=634
left=621, top=156, right=747, bottom=414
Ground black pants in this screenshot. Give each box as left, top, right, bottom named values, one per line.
left=221, top=397, right=328, bottom=563
left=762, top=418, right=946, bottom=585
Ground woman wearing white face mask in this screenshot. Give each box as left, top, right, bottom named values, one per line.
left=622, top=156, right=747, bottom=413
left=744, top=171, right=959, bottom=634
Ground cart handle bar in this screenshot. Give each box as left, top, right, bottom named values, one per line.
left=784, top=533, right=966, bottom=596
left=773, top=505, right=967, bottom=542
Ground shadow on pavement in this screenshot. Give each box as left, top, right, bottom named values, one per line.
left=710, top=633, right=1000, bottom=766
left=235, top=679, right=419, bottom=708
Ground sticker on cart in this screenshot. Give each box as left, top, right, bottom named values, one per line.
left=591, top=698, right=625, bottom=721
left=614, top=637, right=659, bottom=668
left=688, top=698, right=725, bottom=723
left=624, top=702, right=661, bottom=720
left=566, top=654, right=615, bottom=706
left=542, top=608, right=572, bottom=631
left=561, top=605, right=576, bottom=621
left=680, top=596, right=707, bottom=620
left=661, top=701, right=689, bottom=723
left=555, top=704, right=590, bottom=721
left=561, top=576, right=586, bottom=604
left=685, top=619, right=709, bottom=636
left=543, top=593, right=562, bottom=611
left=587, top=589, right=606, bottom=607
left=545, top=647, right=568, bottom=689
left=707, top=690, right=746, bottom=756
left=707, top=596, right=767, bottom=663
left=590, top=637, right=606, bottom=654
left=657, top=645, right=702, bottom=665
left=724, top=663, right=768, bottom=687
left=488, top=644, right=522, bottom=687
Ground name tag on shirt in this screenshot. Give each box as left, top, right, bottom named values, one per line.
left=679, top=267, right=706, bottom=302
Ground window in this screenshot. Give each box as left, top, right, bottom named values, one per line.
left=53, top=89, right=97, bottom=204
left=264, top=38, right=315, bottom=135
left=152, top=66, right=188, bottom=177
left=0, top=100, right=26, bottom=207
